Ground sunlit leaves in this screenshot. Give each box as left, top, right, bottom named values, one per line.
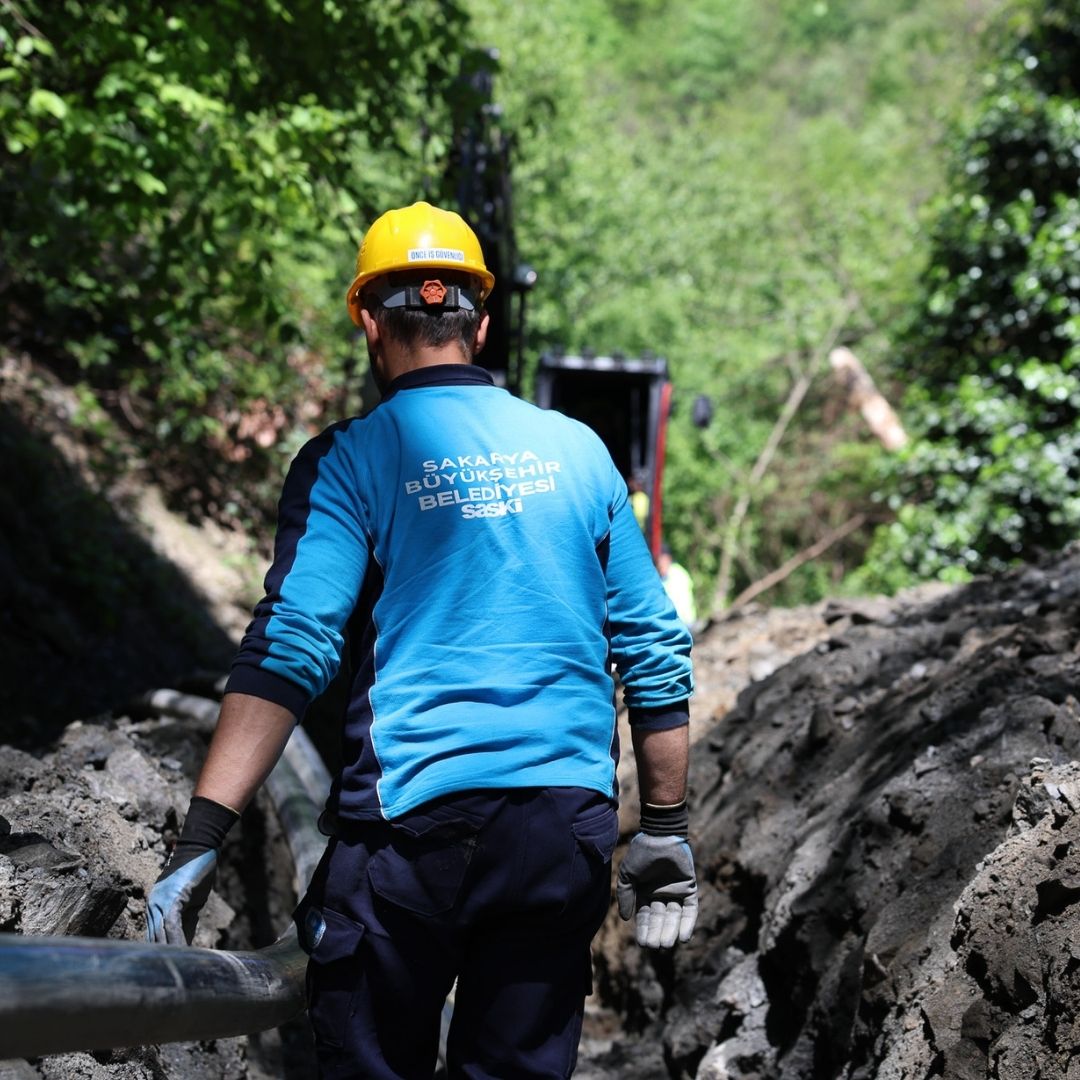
left=859, top=0, right=1080, bottom=590
left=0, top=0, right=468, bottom=522
left=471, top=0, right=991, bottom=606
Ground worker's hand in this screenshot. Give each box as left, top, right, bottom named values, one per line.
left=146, top=796, right=239, bottom=945
left=616, top=833, right=698, bottom=949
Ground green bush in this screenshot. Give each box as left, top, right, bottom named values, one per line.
left=1, top=0, right=469, bottom=522
left=857, top=0, right=1080, bottom=590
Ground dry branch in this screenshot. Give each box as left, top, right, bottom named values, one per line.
left=725, top=513, right=867, bottom=612
left=0, top=0, right=48, bottom=39
left=829, top=347, right=907, bottom=450
left=712, top=301, right=855, bottom=611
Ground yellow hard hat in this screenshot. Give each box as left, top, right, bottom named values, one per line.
left=346, top=201, right=495, bottom=326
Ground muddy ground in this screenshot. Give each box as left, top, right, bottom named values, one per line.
left=587, top=549, right=1080, bottom=1080
left=5, top=550, right=1080, bottom=1078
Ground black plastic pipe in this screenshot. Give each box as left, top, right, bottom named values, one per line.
left=0, top=931, right=306, bottom=1058
left=0, top=696, right=332, bottom=1058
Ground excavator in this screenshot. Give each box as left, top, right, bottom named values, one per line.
left=451, top=48, right=680, bottom=561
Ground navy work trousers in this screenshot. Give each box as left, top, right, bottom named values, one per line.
left=295, top=787, right=619, bottom=1079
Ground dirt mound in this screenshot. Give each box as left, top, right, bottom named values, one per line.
left=587, top=545, right=1080, bottom=1079
left=6, top=553, right=1080, bottom=1078
left=9, top=553, right=1080, bottom=1078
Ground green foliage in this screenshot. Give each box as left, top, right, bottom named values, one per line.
left=0, top=0, right=468, bottom=521
left=605, top=0, right=771, bottom=104
left=470, top=0, right=993, bottom=609
left=1, top=0, right=1002, bottom=611
left=858, top=0, right=1080, bottom=590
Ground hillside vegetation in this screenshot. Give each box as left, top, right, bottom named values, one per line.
left=3, top=0, right=1077, bottom=617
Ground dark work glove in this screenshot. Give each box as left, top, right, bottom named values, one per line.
left=616, top=801, right=698, bottom=949
left=146, top=796, right=239, bottom=945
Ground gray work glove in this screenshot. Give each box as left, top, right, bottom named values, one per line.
left=616, top=831, right=698, bottom=949
left=146, top=796, right=239, bottom=945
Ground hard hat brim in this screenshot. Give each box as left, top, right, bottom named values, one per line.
left=346, top=264, right=495, bottom=326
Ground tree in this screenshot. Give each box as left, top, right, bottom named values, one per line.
left=856, top=0, right=1080, bottom=589
left=1, top=0, right=470, bottom=520
left=471, top=0, right=993, bottom=608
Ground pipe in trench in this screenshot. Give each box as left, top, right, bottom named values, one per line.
left=0, top=702, right=332, bottom=1059
left=0, top=932, right=307, bottom=1058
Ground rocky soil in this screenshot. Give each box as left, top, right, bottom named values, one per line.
left=5, top=354, right=1080, bottom=1078
left=7, top=551, right=1080, bottom=1079
left=0, top=691, right=308, bottom=1080
left=587, top=548, right=1080, bottom=1080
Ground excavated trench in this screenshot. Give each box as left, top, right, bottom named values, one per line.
left=3, top=547, right=1080, bottom=1078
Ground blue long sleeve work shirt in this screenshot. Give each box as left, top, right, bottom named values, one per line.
left=227, top=364, right=693, bottom=821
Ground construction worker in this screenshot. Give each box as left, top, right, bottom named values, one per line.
left=628, top=469, right=650, bottom=532
left=657, top=543, right=698, bottom=627
left=145, top=201, right=696, bottom=1079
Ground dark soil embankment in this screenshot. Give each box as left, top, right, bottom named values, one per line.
left=0, top=692, right=309, bottom=1079
left=5, top=556, right=1080, bottom=1080
left=587, top=546, right=1080, bottom=1080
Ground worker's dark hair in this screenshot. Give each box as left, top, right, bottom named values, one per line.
left=361, top=270, right=484, bottom=357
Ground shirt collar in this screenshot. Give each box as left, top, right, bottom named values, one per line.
left=382, top=364, right=495, bottom=400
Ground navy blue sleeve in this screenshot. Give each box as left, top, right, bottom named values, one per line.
left=628, top=700, right=690, bottom=731
left=226, top=423, right=370, bottom=711
left=602, top=471, right=694, bottom=718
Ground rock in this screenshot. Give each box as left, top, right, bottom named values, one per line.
left=17, top=873, right=128, bottom=938
left=0, top=1060, right=40, bottom=1080
left=0, top=701, right=306, bottom=1077
left=0, top=856, right=19, bottom=930
left=0, top=748, right=44, bottom=796
left=0, top=837, right=83, bottom=872
left=929, top=759, right=1080, bottom=1076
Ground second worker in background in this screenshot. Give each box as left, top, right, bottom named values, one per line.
left=147, top=201, right=697, bottom=1079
